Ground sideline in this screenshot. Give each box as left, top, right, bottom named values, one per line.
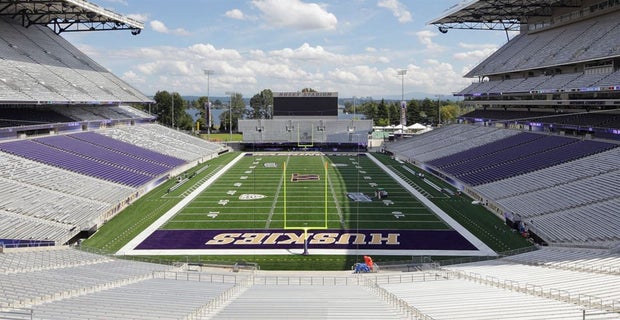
left=365, top=153, right=496, bottom=257
left=116, top=153, right=246, bottom=255
left=118, top=152, right=495, bottom=257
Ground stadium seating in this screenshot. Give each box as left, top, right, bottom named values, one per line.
left=475, top=147, right=620, bottom=200
left=467, top=12, right=620, bottom=76
left=1, top=246, right=620, bottom=319
left=379, top=278, right=618, bottom=319
left=30, top=278, right=234, bottom=320
left=419, top=131, right=616, bottom=187
left=385, top=125, right=521, bottom=163
left=0, top=17, right=150, bottom=103
left=0, top=122, right=229, bottom=245
left=54, top=105, right=153, bottom=122
left=98, top=123, right=228, bottom=162
left=443, top=256, right=620, bottom=314
left=214, top=284, right=403, bottom=319
left=387, top=124, right=620, bottom=246
left=460, top=109, right=620, bottom=129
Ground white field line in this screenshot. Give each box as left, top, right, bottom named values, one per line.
left=366, top=153, right=497, bottom=257
left=116, top=153, right=246, bottom=255
left=118, top=152, right=495, bottom=257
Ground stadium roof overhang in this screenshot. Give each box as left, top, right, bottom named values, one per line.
left=0, top=0, right=144, bottom=34
left=428, top=0, right=582, bottom=32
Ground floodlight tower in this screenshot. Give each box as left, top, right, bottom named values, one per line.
left=225, top=91, right=239, bottom=143
left=397, top=69, right=407, bottom=131
left=204, top=69, right=214, bottom=140
left=435, top=94, right=443, bottom=126
left=352, top=96, right=357, bottom=121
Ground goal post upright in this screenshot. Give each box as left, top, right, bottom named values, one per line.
left=297, top=121, right=314, bottom=148
left=324, top=160, right=328, bottom=229
left=283, top=161, right=287, bottom=229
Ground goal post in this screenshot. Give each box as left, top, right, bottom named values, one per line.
left=296, top=121, right=314, bottom=148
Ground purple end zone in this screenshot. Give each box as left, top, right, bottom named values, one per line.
left=135, top=229, right=478, bottom=251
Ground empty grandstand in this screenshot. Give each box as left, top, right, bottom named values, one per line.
left=384, top=0, right=620, bottom=250
left=0, top=1, right=228, bottom=247
left=3, top=0, right=620, bottom=319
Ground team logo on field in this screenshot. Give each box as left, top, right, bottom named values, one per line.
left=291, top=173, right=320, bottom=182
left=239, top=194, right=267, bottom=200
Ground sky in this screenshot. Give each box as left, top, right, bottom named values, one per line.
left=63, top=0, right=512, bottom=99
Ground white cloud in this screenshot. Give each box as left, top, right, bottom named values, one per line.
left=416, top=30, right=442, bottom=52
left=188, top=43, right=243, bottom=60
left=225, top=9, right=246, bottom=20
left=453, top=42, right=498, bottom=61
left=458, top=43, right=497, bottom=50
left=251, top=0, right=337, bottom=30
left=126, top=13, right=149, bottom=23
left=453, top=48, right=497, bottom=61
left=377, top=0, right=412, bottom=23
left=121, top=70, right=145, bottom=84
left=105, top=40, right=469, bottom=98
left=149, top=20, right=190, bottom=36
left=103, top=0, right=128, bottom=5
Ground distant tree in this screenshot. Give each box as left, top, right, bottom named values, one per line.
left=343, top=100, right=354, bottom=114
left=190, top=96, right=210, bottom=131
left=152, top=90, right=170, bottom=125
left=406, top=100, right=422, bottom=125
left=358, top=100, right=377, bottom=123
left=249, top=89, right=273, bottom=119
left=220, top=92, right=245, bottom=132
left=376, top=99, right=389, bottom=126
left=388, top=102, right=399, bottom=125
left=420, top=98, right=435, bottom=123
left=301, top=88, right=317, bottom=93
left=440, top=104, right=461, bottom=124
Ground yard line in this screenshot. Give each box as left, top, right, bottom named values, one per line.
left=264, top=154, right=290, bottom=228
left=116, top=152, right=246, bottom=255
left=325, top=156, right=346, bottom=229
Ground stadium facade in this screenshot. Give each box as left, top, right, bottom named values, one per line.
left=2, top=1, right=620, bottom=319
left=0, top=1, right=228, bottom=246
left=384, top=0, right=620, bottom=249
left=239, top=91, right=373, bottom=152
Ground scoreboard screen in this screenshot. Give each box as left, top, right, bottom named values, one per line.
left=273, top=92, right=338, bottom=117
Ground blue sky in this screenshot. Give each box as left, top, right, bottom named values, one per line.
left=64, top=0, right=511, bottom=99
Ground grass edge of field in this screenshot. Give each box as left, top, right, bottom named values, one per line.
left=81, top=151, right=533, bottom=270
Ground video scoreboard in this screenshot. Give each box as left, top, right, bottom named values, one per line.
left=273, top=92, right=338, bottom=117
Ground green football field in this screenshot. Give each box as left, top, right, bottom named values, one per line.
left=161, top=153, right=449, bottom=232
left=83, top=151, right=532, bottom=270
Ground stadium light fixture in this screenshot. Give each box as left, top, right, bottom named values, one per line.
left=225, top=91, right=239, bottom=143
left=397, top=69, right=407, bottom=102
left=204, top=69, right=214, bottom=140
left=398, top=70, right=407, bottom=131
left=352, top=96, right=357, bottom=121
left=435, top=94, right=443, bottom=126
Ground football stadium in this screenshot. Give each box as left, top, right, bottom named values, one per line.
left=1, top=0, right=620, bottom=319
